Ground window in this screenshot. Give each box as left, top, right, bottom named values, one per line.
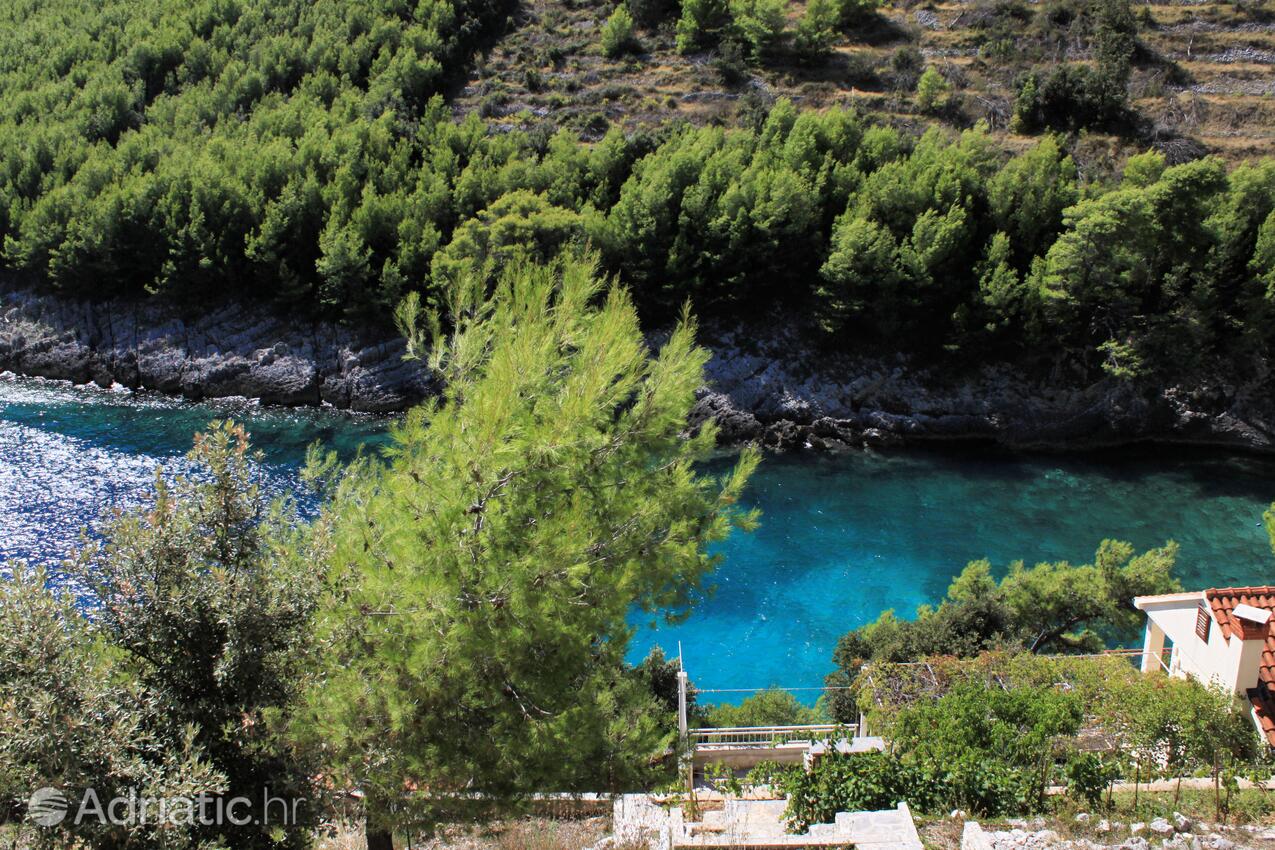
left=1196, top=601, right=1212, bottom=642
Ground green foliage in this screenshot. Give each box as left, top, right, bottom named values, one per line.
left=0, top=565, right=225, bottom=850
left=0, top=0, right=511, bottom=317
left=705, top=689, right=825, bottom=728
left=1091, top=0, right=1138, bottom=75
left=636, top=647, right=709, bottom=730
left=987, top=136, right=1078, bottom=260
left=823, top=539, right=1181, bottom=722
left=1011, top=0, right=1136, bottom=132
left=976, top=232, right=1029, bottom=332
left=794, top=0, right=840, bottom=61
left=915, top=67, right=953, bottom=114
left=1065, top=753, right=1116, bottom=807
left=1034, top=156, right=1234, bottom=377
left=61, top=421, right=325, bottom=848
left=817, top=126, right=996, bottom=337
left=785, top=679, right=1082, bottom=826
left=602, top=5, right=640, bottom=57
left=834, top=0, right=885, bottom=25
left=1254, top=209, right=1275, bottom=298
left=1012, top=63, right=1128, bottom=133
left=302, top=255, right=759, bottom=834
left=0, top=0, right=1272, bottom=383
left=889, top=46, right=925, bottom=91
left=893, top=680, right=1083, bottom=807
left=816, top=216, right=902, bottom=333
left=782, top=751, right=945, bottom=829
left=431, top=190, right=585, bottom=287
left=1264, top=502, right=1275, bottom=559
left=676, top=0, right=731, bottom=51
left=728, top=0, right=787, bottom=60
left=2, top=422, right=323, bottom=849
left=823, top=653, right=1262, bottom=822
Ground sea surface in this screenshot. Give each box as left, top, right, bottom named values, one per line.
left=3, top=374, right=1273, bottom=700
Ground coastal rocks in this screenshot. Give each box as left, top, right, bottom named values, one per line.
left=5, top=280, right=1275, bottom=454
left=0, top=279, right=432, bottom=412
left=696, top=321, right=1275, bottom=454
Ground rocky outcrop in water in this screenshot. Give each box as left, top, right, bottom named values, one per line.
left=3, top=279, right=1275, bottom=452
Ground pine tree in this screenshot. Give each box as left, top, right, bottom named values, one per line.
left=302, top=254, right=758, bottom=846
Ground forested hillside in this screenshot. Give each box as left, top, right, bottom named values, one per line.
left=2, top=0, right=1275, bottom=383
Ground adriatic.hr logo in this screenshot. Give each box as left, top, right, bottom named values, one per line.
left=24, top=786, right=304, bottom=828
left=27, top=787, right=69, bottom=826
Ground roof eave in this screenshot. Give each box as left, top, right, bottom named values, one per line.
left=1134, top=590, right=1205, bottom=611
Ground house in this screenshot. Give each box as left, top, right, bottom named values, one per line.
left=1134, top=586, right=1275, bottom=746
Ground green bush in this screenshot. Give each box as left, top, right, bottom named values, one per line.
left=889, top=46, right=925, bottom=90
left=628, top=0, right=679, bottom=25
left=794, top=0, right=839, bottom=60
left=728, top=0, right=787, bottom=59
left=1012, top=64, right=1127, bottom=132
left=602, top=5, right=640, bottom=57
left=2, top=423, right=326, bottom=848
left=824, top=539, right=1179, bottom=685
left=1065, top=753, right=1115, bottom=807
left=706, top=688, right=825, bottom=728
left=786, top=677, right=1087, bottom=826
left=915, top=67, right=953, bottom=113
left=834, top=0, right=885, bottom=25
left=782, top=752, right=945, bottom=830
left=676, top=0, right=731, bottom=51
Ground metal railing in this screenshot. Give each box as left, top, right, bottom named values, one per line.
left=1087, top=647, right=1173, bottom=674
left=690, top=724, right=855, bottom=749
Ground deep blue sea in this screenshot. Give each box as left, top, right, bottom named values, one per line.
left=3, top=374, right=1273, bottom=700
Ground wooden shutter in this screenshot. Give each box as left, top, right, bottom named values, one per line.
left=1196, top=601, right=1212, bottom=642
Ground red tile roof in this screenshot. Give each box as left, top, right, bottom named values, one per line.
left=1205, top=587, right=1275, bottom=747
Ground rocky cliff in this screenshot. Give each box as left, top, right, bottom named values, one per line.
left=0, top=280, right=433, bottom=412
left=692, top=327, right=1275, bottom=453
left=4, top=280, right=1274, bottom=452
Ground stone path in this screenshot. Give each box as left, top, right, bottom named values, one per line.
left=607, top=794, right=924, bottom=849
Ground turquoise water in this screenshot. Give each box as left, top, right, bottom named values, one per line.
left=3, top=375, right=1273, bottom=699
left=0, top=376, right=387, bottom=566
left=632, top=449, right=1275, bottom=698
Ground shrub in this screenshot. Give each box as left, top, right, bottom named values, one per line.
left=676, top=0, right=731, bottom=51
left=834, top=0, right=885, bottom=25
left=0, top=565, right=226, bottom=849
left=915, top=66, right=953, bottom=113
left=1065, top=753, right=1114, bottom=807
left=1, top=423, right=326, bottom=848
left=794, top=0, right=839, bottom=61
left=628, top=0, right=679, bottom=26
left=729, top=0, right=787, bottom=59
left=602, top=5, right=640, bottom=56
left=706, top=689, right=825, bottom=728
left=889, top=46, right=925, bottom=91
left=782, top=752, right=940, bottom=830
left=59, top=422, right=327, bottom=849
left=1013, top=64, right=1128, bottom=132
left=713, top=37, right=751, bottom=84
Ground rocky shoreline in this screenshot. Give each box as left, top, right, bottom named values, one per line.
left=3, top=279, right=1275, bottom=453
left=0, top=279, right=433, bottom=413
